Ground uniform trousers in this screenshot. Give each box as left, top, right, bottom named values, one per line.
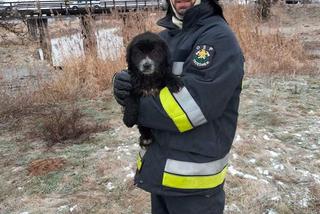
left=151, top=190, right=225, bottom=214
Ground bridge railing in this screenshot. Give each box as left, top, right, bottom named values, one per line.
left=0, top=0, right=164, bottom=12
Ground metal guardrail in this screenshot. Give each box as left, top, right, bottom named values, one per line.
left=0, top=0, right=163, bottom=11
left=0, top=0, right=164, bottom=18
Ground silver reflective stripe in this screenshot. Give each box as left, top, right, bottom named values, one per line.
left=139, top=148, right=146, bottom=158
left=173, top=87, right=207, bottom=127
left=172, top=62, right=184, bottom=76
left=164, top=153, right=229, bottom=176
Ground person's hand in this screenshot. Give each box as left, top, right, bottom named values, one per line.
left=112, top=70, right=132, bottom=106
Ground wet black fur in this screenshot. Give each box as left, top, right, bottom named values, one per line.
left=123, top=32, right=182, bottom=147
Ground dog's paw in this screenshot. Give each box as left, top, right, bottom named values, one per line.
left=139, top=137, right=153, bottom=148
left=167, top=78, right=183, bottom=93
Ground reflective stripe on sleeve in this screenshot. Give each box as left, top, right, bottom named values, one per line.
left=162, top=165, right=228, bottom=189
left=159, top=87, right=193, bottom=132
left=162, top=154, right=229, bottom=189
left=159, top=86, right=207, bottom=132
left=172, top=62, right=184, bottom=76
left=172, top=87, right=207, bottom=127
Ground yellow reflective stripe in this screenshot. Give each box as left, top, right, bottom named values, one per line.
left=159, top=87, right=193, bottom=132
left=137, top=154, right=142, bottom=171
left=162, top=165, right=228, bottom=189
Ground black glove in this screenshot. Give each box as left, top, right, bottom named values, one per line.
left=112, top=70, right=132, bottom=106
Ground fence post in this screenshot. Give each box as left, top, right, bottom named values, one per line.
left=80, top=15, right=97, bottom=56
left=37, top=17, right=51, bottom=61
left=125, top=1, right=127, bottom=11
left=26, top=18, right=38, bottom=40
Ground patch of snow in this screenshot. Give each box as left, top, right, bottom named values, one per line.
left=304, top=154, right=314, bottom=158
left=70, top=205, right=78, bottom=212
left=235, top=134, right=241, bottom=142
left=256, top=167, right=269, bottom=175
left=268, top=150, right=279, bottom=157
left=299, top=197, right=309, bottom=208
left=104, top=146, right=111, bottom=151
left=126, top=171, right=135, bottom=178
left=225, top=203, right=241, bottom=212
left=106, top=182, right=115, bottom=190
left=229, top=165, right=258, bottom=180
left=266, top=175, right=273, bottom=180
left=277, top=181, right=284, bottom=186
left=263, top=135, right=271, bottom=141
left=123, top=164, right=132, bottom=171
left=57, top=205, right=69, bottom=212
left=232, top=153, right=239, bottom=159
left=297, top=169, right=311, bottom=177
left=273, top=164, right=285, bottom=171
left=19, top=212, right=29, bottom=214
left=308, top=110, right=314, bottom=115
left=249, top=158, right=256, bottom=164
left=271, top=195, right=281, bottom=202
left=264, top=209, right=278, bottom=214
left=18, top=187, right=23, bottom=190
left=257, top=167, right=263, bottom=174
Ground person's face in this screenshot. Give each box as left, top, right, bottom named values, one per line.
left=171, top=0, right=195, bottom=16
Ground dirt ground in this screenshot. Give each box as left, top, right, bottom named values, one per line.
left=0, top=4, right=320, bottom=214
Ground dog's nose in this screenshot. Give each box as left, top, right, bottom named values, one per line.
left=143, top=62, right=152, bottom=70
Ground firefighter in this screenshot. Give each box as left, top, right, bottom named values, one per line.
left=113, top=0, right=244, bottom=213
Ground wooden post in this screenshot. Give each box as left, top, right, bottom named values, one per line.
left=37, top=17, right=51, bottom=61
left=26, top=18, right=38, bottom=40
left=80, top=15, right=97, bottom=56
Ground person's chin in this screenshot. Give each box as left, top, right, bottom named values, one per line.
left=178, top=9, right=187, bottom=16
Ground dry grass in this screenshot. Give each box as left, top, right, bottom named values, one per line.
left=0, top=5, right=312, bottom=144
left=224, top=3, right=310, bottom=75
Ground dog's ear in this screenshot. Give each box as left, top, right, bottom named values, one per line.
left=163, top=41, right=171, bottom=67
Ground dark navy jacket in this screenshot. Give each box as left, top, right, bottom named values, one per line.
left=134, top=0, right=244, bottom=196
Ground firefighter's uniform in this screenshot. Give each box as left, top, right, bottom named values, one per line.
left=134, top=0, right=244, bottom=213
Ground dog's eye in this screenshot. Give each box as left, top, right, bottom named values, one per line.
left=150, top=48, right=161, bottom=58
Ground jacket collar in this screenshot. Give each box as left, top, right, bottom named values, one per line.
left=157, top=0, right=216, bottom=31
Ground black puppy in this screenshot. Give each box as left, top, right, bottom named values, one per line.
left=123, top=32, right=182, bottom=148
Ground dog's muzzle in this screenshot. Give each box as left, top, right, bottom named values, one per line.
left=139, top=57, right=155, bottom=75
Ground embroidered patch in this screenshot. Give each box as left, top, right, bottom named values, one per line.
left=192, top=45, right=215, bottom=68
